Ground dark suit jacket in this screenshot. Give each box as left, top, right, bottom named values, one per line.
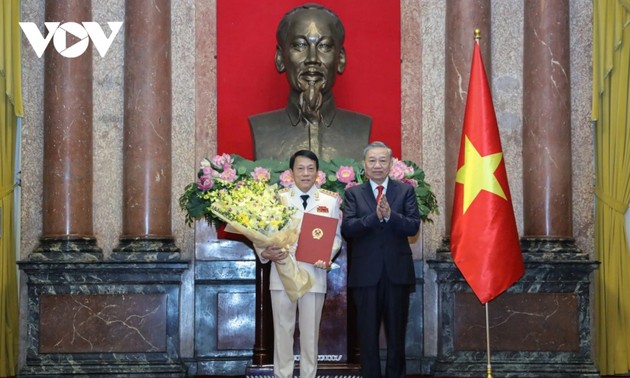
left=341, top=179, right=421, bottom=287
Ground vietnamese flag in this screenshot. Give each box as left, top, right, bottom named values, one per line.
left=450, top=39, right=524, bottom=304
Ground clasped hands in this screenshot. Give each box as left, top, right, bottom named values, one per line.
left=261, top=246, right=330, bottom=270
left=376, top=195, right=391, bottom=221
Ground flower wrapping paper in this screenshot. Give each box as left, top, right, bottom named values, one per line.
left=212, top=209, right=312, bottom=302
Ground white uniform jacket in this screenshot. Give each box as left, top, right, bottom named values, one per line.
left=256, top=185, right=342, bottom=293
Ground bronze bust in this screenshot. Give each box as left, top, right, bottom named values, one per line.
left=249, top=3, right=372, bottom=161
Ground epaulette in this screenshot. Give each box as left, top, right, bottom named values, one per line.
left=278, top=187, right=290, bottom=194
left=318, top=188, right=340, bottom=199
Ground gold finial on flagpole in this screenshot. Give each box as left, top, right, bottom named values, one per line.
left=474, top=28, right=481, bottom=41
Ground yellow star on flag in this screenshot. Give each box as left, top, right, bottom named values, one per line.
left=456, top=136, right=507, bottom=213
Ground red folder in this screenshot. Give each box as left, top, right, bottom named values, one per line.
left=295, top=213, right=339, bottom=265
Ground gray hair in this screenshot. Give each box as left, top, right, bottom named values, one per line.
left=276, top=3, right=345, bottom=47
left=363, top=141, right=393, bottom=160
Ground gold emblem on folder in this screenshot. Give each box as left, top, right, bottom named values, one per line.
left=312, top=228, right=324, bottom=240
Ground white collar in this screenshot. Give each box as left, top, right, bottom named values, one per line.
left=369, top=177, right=389, bottom=192
left=290, top=185, right=319, bottom=198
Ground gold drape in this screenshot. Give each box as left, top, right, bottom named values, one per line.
left=593, top=0, right=630, bottom=374
left=0, top=0, right=23, bottom=376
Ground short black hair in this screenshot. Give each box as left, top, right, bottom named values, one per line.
left=289, top=150, right=320, bottom=170
left=276, top=3, right=345, bottom=47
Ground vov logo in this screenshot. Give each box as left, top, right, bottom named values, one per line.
left=19, top=22, right=123, bottom=58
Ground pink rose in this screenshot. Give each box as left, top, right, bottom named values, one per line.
left=211, top=153, right=234, bottom=169
left=389, top=166, right=405, bottom=180
left=219, top=167, right=237, bottom=182
left=389, top=159, right=414, bottom=180
left=197, top=175, right=214, bottom=191
left=336, top=166, right=356, bottom=184
left=202, top=165, right=216, bottom=176
left=389, top=159, right=407, bottom=180
left=316, top=170, right=327, bottom=186
left=401, top=178, right=418, bottom=187
left=279, top=170, right=294, bottom=187
left=251, top=167, right=271, bottom=182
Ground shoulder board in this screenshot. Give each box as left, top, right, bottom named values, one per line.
left=278, top=187, right=290, bottom=194
left=318, top=188, right=340, bottom=198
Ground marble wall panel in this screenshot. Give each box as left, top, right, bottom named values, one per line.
left=19, top=262, right=187, bottom=376
left=453, top=292, right=579, bottom=352
left=216, top=292, right=255, bottom=350
left=39, top=293, right=167, bottom=353
left=194, top=259, right=255, bottom=374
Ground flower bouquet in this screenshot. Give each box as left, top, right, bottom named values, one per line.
left=179, top=154, right=313, bottom=301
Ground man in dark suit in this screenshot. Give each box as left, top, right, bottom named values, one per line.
left=341, top=141, right=421, bottom=378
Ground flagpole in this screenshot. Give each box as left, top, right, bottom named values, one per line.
left=485, top=303, right=493, bottom=378
left=473, top=29, right=494, bottom=378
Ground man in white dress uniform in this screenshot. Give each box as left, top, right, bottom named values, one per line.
left=257, top=149, right=342, bottom=378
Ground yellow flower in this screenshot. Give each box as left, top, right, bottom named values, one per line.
left=209, top=179, right=296, bottom=234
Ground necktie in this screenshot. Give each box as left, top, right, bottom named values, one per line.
left=376, top=185, right=384, bottom=203
left=300, top=194, right=310, bottom=209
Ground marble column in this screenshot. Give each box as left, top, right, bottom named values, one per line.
left=443, top=0, right=491, bottom=236
left=522, top=0, right=579, bottom=255
left=31, top=0, right=102, bottom=262
left=112, top=0, right=180, bottom=260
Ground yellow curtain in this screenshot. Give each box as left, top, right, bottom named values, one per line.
left=0, top=0, right=23, bottom=376
left=593, top=0, right=630, bottom=375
